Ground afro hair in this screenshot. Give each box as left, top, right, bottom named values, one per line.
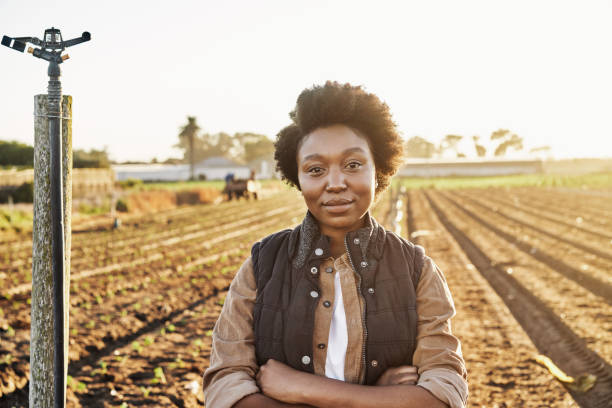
left=274, top=81, right=404, bottom=196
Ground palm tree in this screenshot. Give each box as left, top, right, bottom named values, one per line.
left=178, top=116, right=200, bottom=180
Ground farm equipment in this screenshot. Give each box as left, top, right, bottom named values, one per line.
left=223, top=172, right=260, bottom=200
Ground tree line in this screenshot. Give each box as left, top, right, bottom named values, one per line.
left=0, top=140, right=111, bottom=168
left=405, top=130, right=551, bottom=159
left=175, top=116, right=274, bottom=164
left=175, top=116, right=275, bottom=180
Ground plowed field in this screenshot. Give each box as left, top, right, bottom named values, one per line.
left=1, top=185, right=610, bottom=407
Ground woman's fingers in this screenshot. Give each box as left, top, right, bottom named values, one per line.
left=390, top=365, right=418, bottom=374
left=391, top=373, right=419, bottom=385
left=375, top=365, right=419, bottom=386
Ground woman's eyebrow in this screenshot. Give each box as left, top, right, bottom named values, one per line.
left=302, top=147, right=366, bottom=162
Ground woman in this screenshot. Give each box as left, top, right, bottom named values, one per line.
left=203, top=82, right=468, bottom=407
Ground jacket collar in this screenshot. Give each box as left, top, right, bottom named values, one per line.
left=287, top=210, right=386, bottom=269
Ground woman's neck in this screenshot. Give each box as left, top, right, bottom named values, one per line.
left=319, top=215, right=367, bottom=258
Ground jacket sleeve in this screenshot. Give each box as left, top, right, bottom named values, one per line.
left=203, top=257, right=260, bottom=408
left=413, top=255, right=468, bottom=408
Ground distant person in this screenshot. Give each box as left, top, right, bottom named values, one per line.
left=204, top=81, right=467, bottom=407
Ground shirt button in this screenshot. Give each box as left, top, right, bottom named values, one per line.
left=354, top=238, right=360, bottom=245
left=323, top=300, right=331, bottom=308
left=326, top=267, right=333, bottom=273
left=314, top=248, right=323, bottom=256
left=371, top=360, right=378, bottom=367
left=360, top=261, right=368, bottom=268
left=368, top=287, right=375, bottom=294
left=302, top=355, right=311, bottom=365
left=310, top=266, right=318, bottom=275
left=310, top=290, right=319, bottom=298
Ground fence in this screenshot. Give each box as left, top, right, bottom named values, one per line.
left=0, top=168, right=115, bottom=197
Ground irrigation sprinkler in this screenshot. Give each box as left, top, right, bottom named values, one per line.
left=2, top=27, right=90, bottom=408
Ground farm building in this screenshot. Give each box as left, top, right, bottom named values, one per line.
left=111, top=163, right=190, bottom=182
left=398, top=158, right=544, bottom=177
left=112, top=156, right=276, bottom=182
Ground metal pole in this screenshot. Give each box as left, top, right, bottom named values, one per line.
left=48, top=58, right=66, bottom=408
left=31, top=93, right=72, bottom=408
left=2, top=28, right=87, bottom=407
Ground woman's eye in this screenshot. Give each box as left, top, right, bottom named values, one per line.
left=346, top=161, right=362, bottom=170
left=307, top=166, right=323, bottom=175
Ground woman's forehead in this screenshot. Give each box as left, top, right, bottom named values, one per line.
left=297, top=125, right=373, bottom=161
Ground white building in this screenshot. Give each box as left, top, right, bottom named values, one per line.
left=398, top=158, right=544, bottom=178
left=112, top=156, right=270, bottom=182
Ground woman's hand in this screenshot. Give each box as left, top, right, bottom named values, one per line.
left=375, top=365, right=419, bottom=386
left=256, top=359, right=309, bottom=404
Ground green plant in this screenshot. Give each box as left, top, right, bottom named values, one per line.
left=118, top=178, right=143, bottom=189
left=1, top=353, right=13, bottom=365
left=151, top=366, right=166, bottom=384
left=116, top=198, right=129, bottom=212
left=168, top=358, right=185, bottom=370
left=132, top=341, right=143, bottom=354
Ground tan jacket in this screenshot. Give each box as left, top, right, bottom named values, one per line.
left=203, top=254, right=468, bottom=408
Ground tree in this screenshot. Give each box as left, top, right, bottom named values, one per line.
left=404, top=136, right=436, bottom=158
left=176, top=127, right=274, bottom=165
left=0, top=140, right=34, bottom=167
left=73, top=148, right=110, bottom=168
left=490, top=129, right=510, bottom=141
left=176, top=116, right=200, bottom=180
left=490, top=129, right=523, bottom=156
left=472, top=136, right=486, bottom=157
left=440, top=134, right=464, bottom=158
left=241, top=133, right=275, bottom=163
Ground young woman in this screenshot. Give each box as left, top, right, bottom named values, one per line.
left=203, top=82, right=468, bottom=408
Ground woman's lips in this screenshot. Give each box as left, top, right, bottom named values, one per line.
left=322, top=199, right=354, bottom=213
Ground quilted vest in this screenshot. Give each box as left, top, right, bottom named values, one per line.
left=251, top=211, right=424, bottom=385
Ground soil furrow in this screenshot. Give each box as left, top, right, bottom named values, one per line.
left=438, top=191, right=612, bottom=303
left=450, top=191, right=612, bottom=264
left=424, top=190, right=612, bottom=408
left=473, top=190, right=612, bottom=241
left=406, top=189, right=575, bottom=406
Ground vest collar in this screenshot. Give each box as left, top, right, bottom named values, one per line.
left=287, top=210, right=386, bottom=269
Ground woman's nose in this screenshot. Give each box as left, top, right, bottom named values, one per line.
left=325, top=167, right=347, bottom=192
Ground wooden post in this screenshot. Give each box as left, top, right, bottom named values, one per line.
left=30, top=94, right=72, bottom=407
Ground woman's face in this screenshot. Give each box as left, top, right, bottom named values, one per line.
left=297, top=124, right=376, bottom=235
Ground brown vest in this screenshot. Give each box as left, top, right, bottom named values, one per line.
left=251, top=212, right=424, bottom=385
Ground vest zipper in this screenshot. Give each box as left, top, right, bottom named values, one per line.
left=344, top=235, right=367, bottom=383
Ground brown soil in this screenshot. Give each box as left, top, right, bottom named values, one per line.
left=2, top=186, right=611, bottom=407
left=406, top=189, right=576, bottom=407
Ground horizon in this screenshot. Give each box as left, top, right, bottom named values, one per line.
left=1, top=0, right=611, bottom=162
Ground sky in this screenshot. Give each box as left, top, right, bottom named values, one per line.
left=0, top=0, right=611, bottom=162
